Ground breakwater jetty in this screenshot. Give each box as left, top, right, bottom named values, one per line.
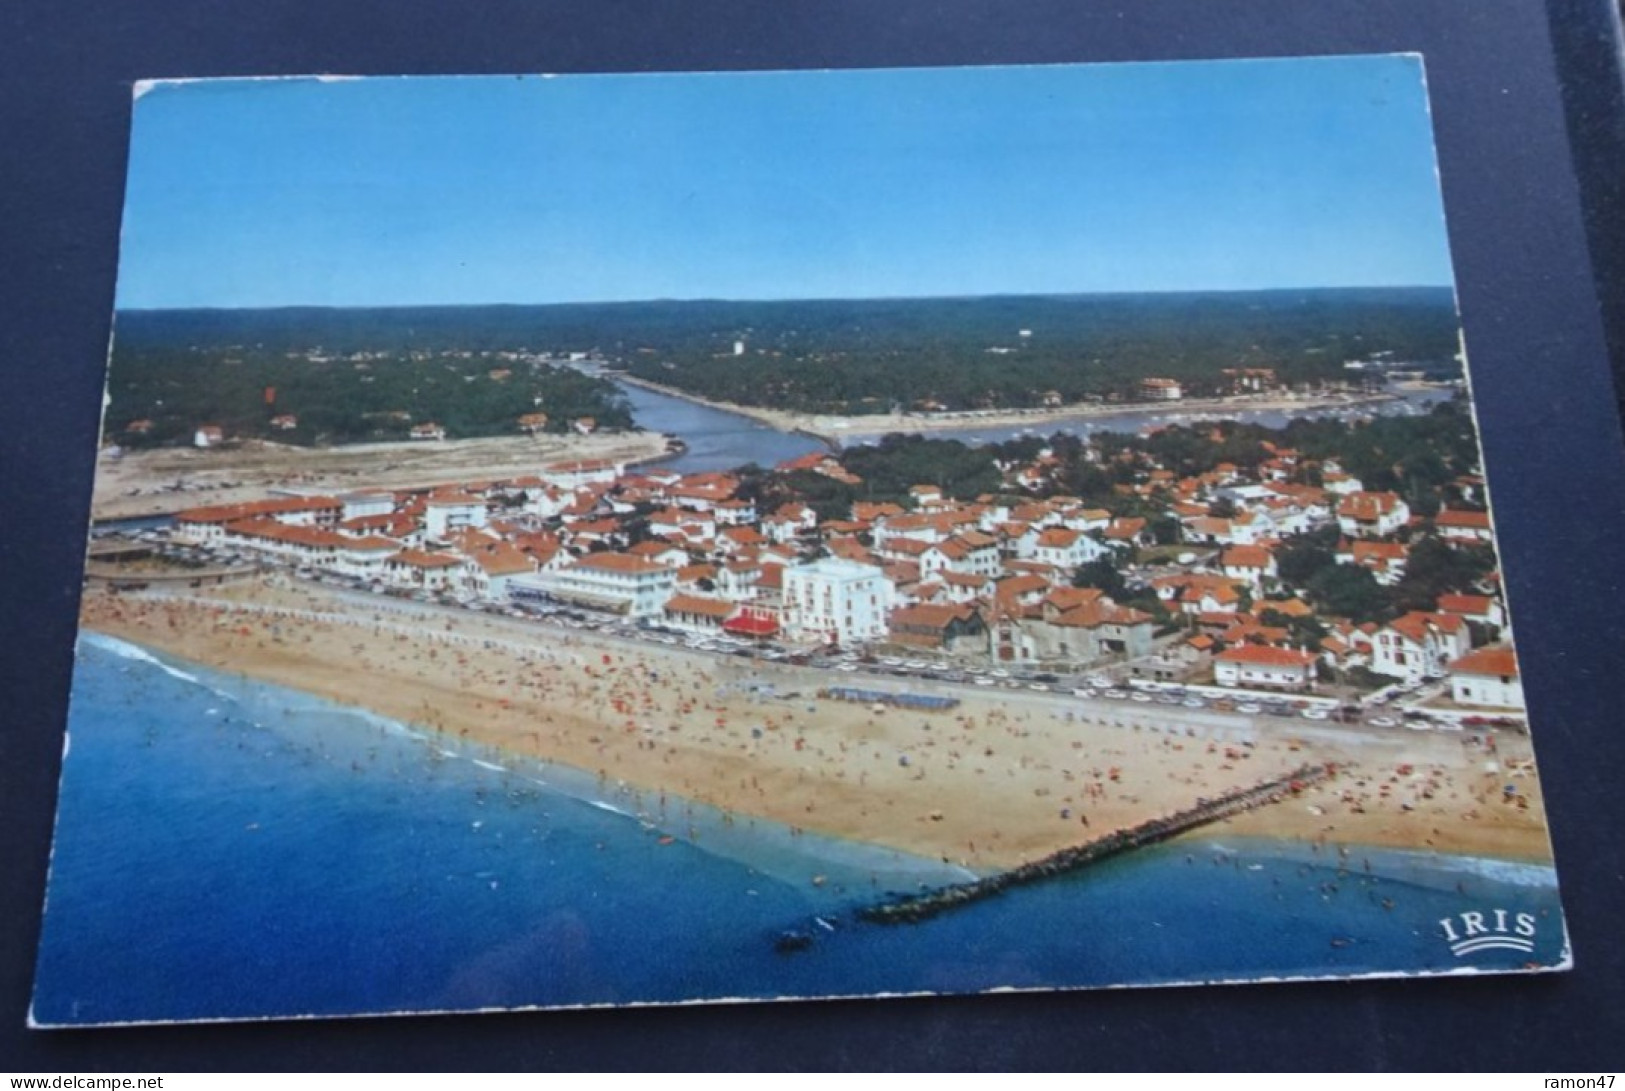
left=857, top=763, right=1336, bottom=926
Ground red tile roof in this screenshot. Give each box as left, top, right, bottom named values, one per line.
left=1436, top=509, right=1492, bottom=530
left=1450, top=646, right=1519, bottom=677
left=572, top=552, right=667, bottom=574
left=1216, top=644, right=1316, bottom=667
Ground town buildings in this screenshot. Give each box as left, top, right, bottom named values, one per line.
left=158, top=401, right=1513, bottom=707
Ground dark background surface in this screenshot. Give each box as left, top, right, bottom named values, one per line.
left=3, top=0, right=1624, bottom=1071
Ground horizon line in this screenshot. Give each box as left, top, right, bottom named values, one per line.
left=116, top=284, right=1458, bottom=314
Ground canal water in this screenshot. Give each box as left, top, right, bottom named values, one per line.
left=616, top=379, right=827, bottom=474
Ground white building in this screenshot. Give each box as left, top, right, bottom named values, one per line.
left=782, top=557, right=893, bottom=646
left=541, top=459, right=622, bottom=490
left=1030, top=527, right=1107, bottom=570
left=1337, top=491, right=1411, bottom=538
left=533, top=552, right=677, bottom=618
left=336, top=536, right=401, bottom=581
left=424, top=492, right=489, bottom=540
left=1435, top=509, right=1494, bottom=544
left=662, top=592, right=738, bottom=635
left=1449, top=646, right=1524, bottom=709
left=465, top=547, right=538, bottom=602
left=338, top=490, right=396, bottom=522
left=1220, top=545, right=1277, bottom=591
left=1371, top=612, right=1471, bottom=682
left=174, top=496, right=343, bottom=546
left=1213, top=645, right=1318, bottom=691
left=383, top=549, right=467, bottom=592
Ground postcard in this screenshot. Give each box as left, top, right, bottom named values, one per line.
left=31, top=57, right=1568, bottom=1027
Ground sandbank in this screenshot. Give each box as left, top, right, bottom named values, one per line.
left=91, top=431, right=672, bottom=521
left=612, top=373, right=1408, bottom=446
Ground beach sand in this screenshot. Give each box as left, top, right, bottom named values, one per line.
left=79, top=580, right=1555, bottom=871
left=91, top=431, right=671, bottom=521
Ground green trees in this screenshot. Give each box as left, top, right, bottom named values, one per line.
left=104, top=338, right=633, bottom=448
left=1276, top=526, right=1341, bottom=589
left=1072, top=558, right=1129, bottom=599
left=1306, top=564, right=1390, bottom=624
left=1392, top=537, right=1496, bottom=612
left=839, top=435, right=1002, bottom=504
left=616, top=290, right=1462, bottom=414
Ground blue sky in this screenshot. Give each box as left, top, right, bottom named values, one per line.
left=118, top=57, right=1456, bottom=309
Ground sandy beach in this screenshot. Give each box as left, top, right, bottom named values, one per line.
left=79, top=580, right=1554, bottom=871
left=90, top=431, right=672, bottom=521
left=613, top=373, right=1410, bottom=445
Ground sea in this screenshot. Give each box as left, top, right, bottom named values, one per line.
left=31, top=635, right=1568, bottom=1027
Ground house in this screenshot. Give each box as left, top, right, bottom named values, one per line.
left=713, top=498, right=759, bottom=527
left=1030, top=527, right=1106, bottom=570
left=1371, top=611, right=1472, bottom=682
left=423, top=491, right=488, bottom=540
left=464, top=544, right=538, bottom=601
left=1335, top=539, right=1410, bottom=585
left=541, top=459, right=622, bottom=489
left=337, top=490, right=396, bottom=522
left=1214, top=644, right=1319, bottom=691
left=662, top=593, right=739, bottom=634
left=1153, top=573, right=1249, bottom=615
left=763, top=502, right=817, bottom=544
left=908, top=484, right=946, bottom=510
left=1435, top=508, right=1494, bottom=544
left=1337, top=491, right=1410, bottom=538
left=987, top=595, right=1153, bottom=665
left=888, top=603, right=986, bottom=653
left=1139, top=377, right=1183, bottom=401
left=716, top=558, right=762, bottom=601
left=409, top=422, right=446, bottom=441
left=1436, top=593, right=1506, bottom=639
left=626, top=540, right=690, bottom=569
left=1449, top=646, right=1524, bottom=709
left=193, top=424, right=225, bottom=448
left=717, top=525, right=768, bottom=554
left=934, top=533, right=1002, bottom=577
left=939, top=570, right=995, bottom=603
left=1058, top=507, right=1113, bottom=534
left=1220, top=545, right=1277, bottom=591
left=335, top=536, right=401, bottom=581
left=650, top=506, right=715, bottom=542
left=383, top=549, right=466, bottom=592
left=517, top=412, right=550, bottom=434
left=572, top=417, right=597, bottom=435
left=1104, top=517, right=1151, bottom=547
left=269, top=414, right=299, bottom=431
left=1322, top=471, right=1364, bottom=496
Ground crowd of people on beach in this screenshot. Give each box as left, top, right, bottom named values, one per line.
left=82, top=578, right=1552, bottom=869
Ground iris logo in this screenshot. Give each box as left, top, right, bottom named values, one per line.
left=1438, top=908, right=1537, bottom=957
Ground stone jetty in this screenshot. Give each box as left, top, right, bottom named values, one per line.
left=857, top=762, right=1336, bottom=925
